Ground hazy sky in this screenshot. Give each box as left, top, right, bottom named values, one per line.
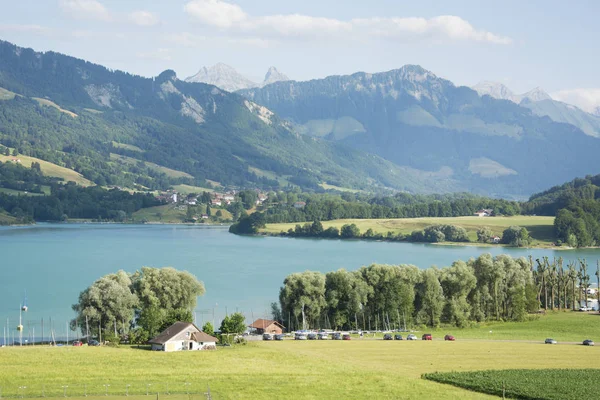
left=0, top=0, right=598, bottom=93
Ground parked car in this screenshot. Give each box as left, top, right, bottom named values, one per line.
left=444, top=335, right=455, bottom=341
left=579, top=306, right=593, bottom=312
left=307, top=333, right=317, bottom=340
left=262, top=333, right=273, bottom=341
left=318, top=333, right=329, bottom=340
left=583, top=339, right=595, bottom=346
left=544, top=338, right=557, bottom=344
left=406, top=334, right=417, bottom=341
left=342, top=333, right=351, bottom=340
left=88, top=340, right=100, bottom=346
left=332, top=332, right=342, bottom=340
left=72, top=340, right=83, bottom=347
left=383, top=333, right=393, bottom=340
left=394, top=334, right=403, bottom=340
left=274, top=334, right=284, bottom=341
left=295, top=333, right=307, bottom=340
left=422, top=333, right=432, bottom=340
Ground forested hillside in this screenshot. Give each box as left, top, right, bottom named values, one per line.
left=0, top=40, right=451, bottom=193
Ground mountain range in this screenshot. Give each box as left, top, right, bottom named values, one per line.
left=184, top=64, right=289, bottom=92
left=240, top=65, right=600, bottom=197
left=1, top=39, right=600, bottom=198
left=472, top=81, right=600, bottom=137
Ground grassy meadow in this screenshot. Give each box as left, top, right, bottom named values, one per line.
left=0, top=154, right=93, bottom=186
left=2, top=314, right=599, bottom=399
left=132, top=204, right=232, bottom=224
left=262, top=215, right=556, bottom=246
left=32, top=97, right=78, bottom=118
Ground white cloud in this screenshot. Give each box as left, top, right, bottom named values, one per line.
left=129, top=11, right=160, bottom=27
left=184, top=0, right=247, bottom=28
left=0, top=24, right=54, bottom=36
left=551, top=89, right=600, bottom=114
left=183, top=0, right=511, bottom=44
left=60, top=0, right=111, bottom=21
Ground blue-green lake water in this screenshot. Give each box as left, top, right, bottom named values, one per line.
left=2, top=223, right=600, bottom=339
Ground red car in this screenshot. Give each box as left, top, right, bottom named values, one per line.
left=444, top=335, right=456, bottom=341
left=342, top=333, right=351, bottom=340
left=422, top=333, right=432, bottom=340
left=72, top=340, right=83, bottom=347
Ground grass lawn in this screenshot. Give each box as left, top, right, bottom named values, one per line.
left=0, top=154, right=93, bottom=186
left=2, top=326, right=599, bottom=399
left=0, top=86, right=16, bottom=100
left=262, top=216, right=556, bottom=246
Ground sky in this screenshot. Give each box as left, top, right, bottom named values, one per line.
left=0, top=0, right=598, bottom=96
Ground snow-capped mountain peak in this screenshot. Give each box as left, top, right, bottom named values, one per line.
left=184, top=63, right=257, bottom=92
left=519, top=87, right=551, bottom=102
left=472, top=81, right=516, bottom=102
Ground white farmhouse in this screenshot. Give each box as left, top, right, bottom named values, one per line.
left=148, top=321, right=218, bottom=352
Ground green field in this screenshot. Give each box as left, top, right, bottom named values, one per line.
left=32, top=97, right=78, bottom=118
left=0, top=154, right=94, bottom=186
left=0, top=187, right=46, bottom=196
left=171, top=184, right=214, bottom=194
left=0, top=86, right=16, bottom=100
left=111, top=141, right=144, bottom=153
left=132, top=204, right=231, bottom=223
left=423, top=369, right=598, bottom=400
left=262, top=216, right=556, bottom=246
left=0, top=210, right=17, bottom=224
left=110, top=154, right=193, bottom=179
left=2, top=315, right=599, bottom=400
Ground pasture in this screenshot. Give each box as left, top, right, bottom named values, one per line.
left=1, top=338, right=598, bottom=399
left=0, top=154, right=94, bottom=186
left=262, top=215, right=556, bottom=246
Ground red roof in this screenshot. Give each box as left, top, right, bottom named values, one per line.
left=248, top=319, right=285, bottom=329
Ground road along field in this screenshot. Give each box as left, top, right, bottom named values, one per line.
left=1, top=327, right=598, bottom=399
left=262, top=216, right=556, bottom=246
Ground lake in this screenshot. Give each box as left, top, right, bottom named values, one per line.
left=1, top=223, right=599, bottom=341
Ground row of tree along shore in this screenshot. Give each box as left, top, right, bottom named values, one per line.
left=69, top=255, right=600, bottom=343
left=274, top=255, right=600, bottom=331
left=269, top=220, right=532, bottom=247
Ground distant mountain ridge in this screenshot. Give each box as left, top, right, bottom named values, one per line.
left=473, top=81, right=600, bottom=137
left=184, top=64, right=289, bottom=92
left=240, top=65, right=600, bottom=197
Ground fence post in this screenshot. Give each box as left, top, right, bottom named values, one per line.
left=84, top=384, right=87, bottom=397
left=126, top=384, right=130, bottom=396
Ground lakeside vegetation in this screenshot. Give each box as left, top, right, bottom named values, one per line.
left=262, top=216, right=555, bottom=246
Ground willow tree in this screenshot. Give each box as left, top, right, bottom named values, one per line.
left=71, top=270, right=138, bottom=337
left=279, top=271, right=327, bottom=329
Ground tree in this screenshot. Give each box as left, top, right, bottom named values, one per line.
left=158, top=308, right=193, bottom=332
left=279, top=271, right=327, bottom=329
left=325, top=269, right=370, bottom=330
left=417, top=269, right=444, bottom=327
left=220, top=312, right=246, bottom=334
left=238, top=190, right=258, bottom=210
left=202, top=321, right=214, bottom=335
left=309, top=220, right=324, bottom=236
left=71, top=270, right=138, bottom=337
left=215, top=210, right=223, bottom=218
left=340, top=223, right=360, bottom=238
left=271, top=302, right=283, bottom=323
left=501, top=226, right=530, bottom=247
left=476, top=227, right=492, bottom=243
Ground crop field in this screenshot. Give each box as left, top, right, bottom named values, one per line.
left=423, top=369, right=598, bottom=400
left=262, top=216, right=556, bottom=245
left=0, top=154, right=94, bottom=186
